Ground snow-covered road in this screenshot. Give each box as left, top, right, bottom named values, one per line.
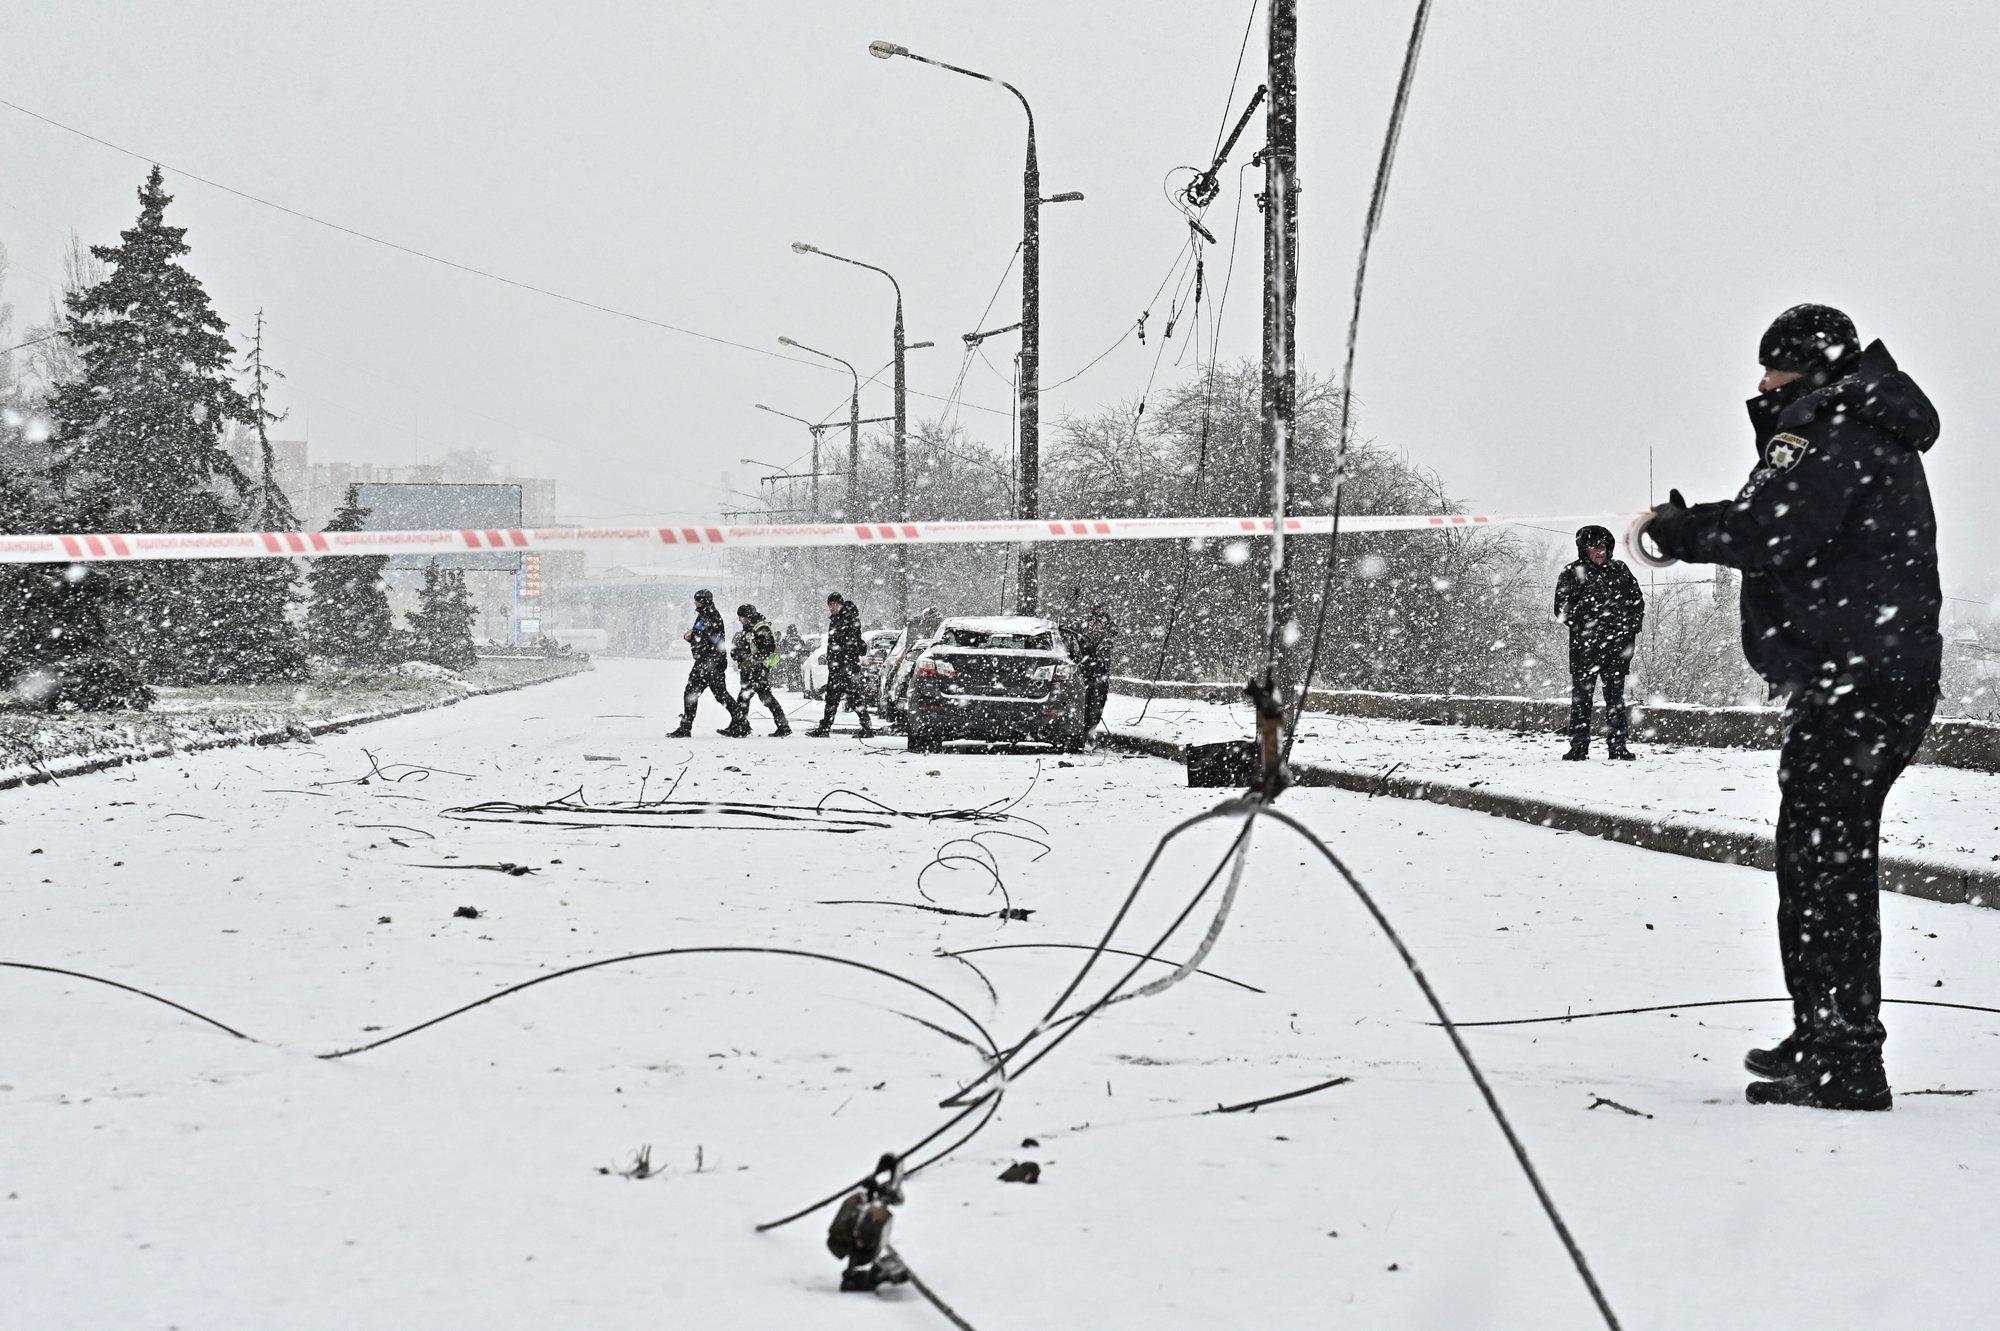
left=6, top=658, right=1999, bottom=1329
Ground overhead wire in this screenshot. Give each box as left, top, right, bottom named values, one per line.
left=0, top=95, right=1009, bottom=420
left=1283, top=0, right=1436, bottom=762
left=1138, top=160, right=1255, bottom=721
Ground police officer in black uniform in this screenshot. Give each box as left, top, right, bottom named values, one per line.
left=807, top=591, right=875, bottom=738
left=1553, top=524, right=1646, bottom=760
left=667, top=589, right=744, bottom=738
left=1646, top=304, right=1941, bottom=1111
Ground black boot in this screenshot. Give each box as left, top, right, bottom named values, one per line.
left=667, top=722, right=693, bottom=738
left=1607, top=740, right=1636, bottom=761
left=1562, top=743, right=1589, bottom=761
left=856, top=716, right=876, bottom=739
left=1744, top=1032, right=1809, bottom=1079
left=1746, top=1048, right=1891, bottom=1111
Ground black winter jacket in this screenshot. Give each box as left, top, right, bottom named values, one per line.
left=825, top=602, right=865, bottom=673
left=1553, top=556, right=1645, bottom=673
left=1650, top=340, right=1941, bottom=695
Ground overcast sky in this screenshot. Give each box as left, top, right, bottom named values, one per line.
left=2, top=1, right=1994, bottom=606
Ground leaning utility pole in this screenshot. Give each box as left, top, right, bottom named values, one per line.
left=1259, top=0, right=1300, bottom=700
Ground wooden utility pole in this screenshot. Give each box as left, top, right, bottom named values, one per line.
left=1259, top=0, right=1300, bottom=697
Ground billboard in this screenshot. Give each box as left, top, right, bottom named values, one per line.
left=353, top=482, right=524, bottom=571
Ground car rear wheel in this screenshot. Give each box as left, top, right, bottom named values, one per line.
left=907, top=722, right=944, bottom=753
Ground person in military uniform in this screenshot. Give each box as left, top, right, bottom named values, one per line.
left=727, top=603, right=791, bottom=737
left=1646, top=303, right=1941, bottom=1111
left=1552, top=524, right=1646, bottom=760
left=667, top=589, right=744, bottom=738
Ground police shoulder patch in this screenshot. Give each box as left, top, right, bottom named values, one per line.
left=1765, top=432, right=1811, bottom=471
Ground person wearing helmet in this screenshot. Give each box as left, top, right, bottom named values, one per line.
left=667, top=589, right=744, bottom=738
left=727, top=603, right=791, bottom=737
left=1645, top=304, right=1942, bottom=1112
left=1552, top=524, right=1645, bottom=760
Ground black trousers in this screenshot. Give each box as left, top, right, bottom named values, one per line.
left=680, top=655, right=740, bottom=727
left=1083, top=670, right=1110, bottom=729
left=736, top=664, right=788, bottom=730
left=818, top=664, right=872, bottom=730
left=1567, top=668, right=1628, bottom=748
left=1775, top=681, right=1936, bottom=1055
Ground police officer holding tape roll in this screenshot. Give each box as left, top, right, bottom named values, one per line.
left=1642, top=303, right=1942, bottom=1111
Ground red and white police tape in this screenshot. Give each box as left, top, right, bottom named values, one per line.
left=0, top=511, right=1656, bottom=565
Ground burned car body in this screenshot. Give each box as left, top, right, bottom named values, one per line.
left=903, top=616, right=1087, bottom=753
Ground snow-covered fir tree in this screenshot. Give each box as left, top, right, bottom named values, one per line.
left=308, top=485, right=398, bottom=666
left=405, top=561, right=477, bottom=670
left=47, top=167, right=303, bottom=685
left=0, top=471, right=151, bottom=711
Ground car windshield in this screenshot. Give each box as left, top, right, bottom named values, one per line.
left=939, top=627, right=1055, bottom=651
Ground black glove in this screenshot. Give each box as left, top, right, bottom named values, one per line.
left=1643, top=488, right=1691, bottom=560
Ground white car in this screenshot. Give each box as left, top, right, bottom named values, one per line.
left=803, top=629, right=896, bottom=702
left=801, top=633, right=828, bottom=698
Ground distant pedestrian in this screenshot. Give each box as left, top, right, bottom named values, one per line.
left=667, top=589, right=743, bottom=738
left=777, top=623, right=808, bottom=691
left=807, top=592, right=874, bottom=738
left=1647, top=303, right=1941, bottom=1111
left=729, top=604, right=791, bottom=737
left=1553, top=525, right=1645, bottom=760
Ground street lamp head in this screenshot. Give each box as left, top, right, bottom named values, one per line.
left=753, top=403, right=772, bottom=412
left=868, top=40, right=908, bottom=60
left=777, top=336, right=798, bottom=348
left=1046, top=191, right=1086, bottom=204
left=906, top=340, right=935, bottom=351
left=790, top=241, right=817, bottom=255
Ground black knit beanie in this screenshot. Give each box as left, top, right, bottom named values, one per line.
left=1758, top=304, right=1858, bottom=375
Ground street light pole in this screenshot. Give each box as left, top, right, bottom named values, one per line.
left=753, top=404, right=830, bottom=519
left=870, top=39, right=1082, bottom=616
left=777, top=337, right=862, bottom=585
left=791, top=242, right=915, bottom=621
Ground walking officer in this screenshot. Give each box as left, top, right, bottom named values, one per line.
left=667, top=589, right=744, bottom=738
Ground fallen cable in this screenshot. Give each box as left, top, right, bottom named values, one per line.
left=819, top=900, right=1031, bottom=923
left=1442, top=995, right=2000, bottom=1029
left=319, top=946, right=1001, bottom=1065
left=1205, top=1075, right=1353, bottom=1115
left=942, top=942, right=1263, bottom=994
left=888, top=1247, right=981, bottom=1331
left=1260, top=804, right=1623, bottom=1331
left=0, top=960, right=255, bottom=1041
left=938, top=800, right=1258, bottom=1110
left=442, top=798, right=890, bottom=833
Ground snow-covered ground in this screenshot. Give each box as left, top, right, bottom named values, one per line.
left=0, top=655, right=589, bottom=787
left=1106, top=689, right=2000, bottom=882
left=6, top=657, right=2000, bottom=1329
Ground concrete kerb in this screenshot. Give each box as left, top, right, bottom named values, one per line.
left=1101, top=728, right=2000, bottom=912
left=1111, top=676, right=2000, bottom=774
left=0, top=658, right=593, bottom=793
